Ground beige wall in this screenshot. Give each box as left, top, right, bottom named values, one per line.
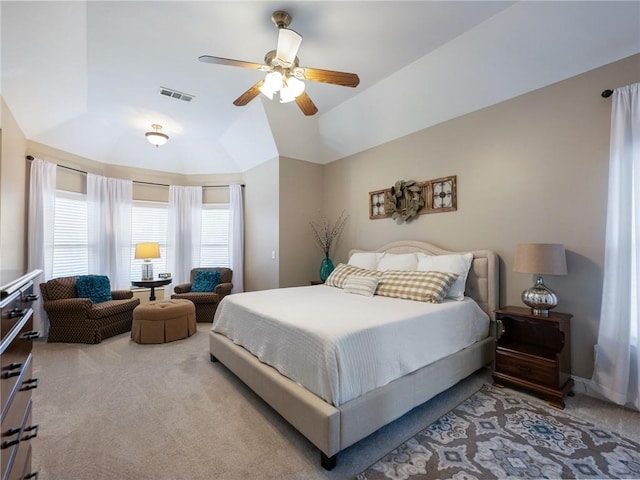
left=243, top=157, right=279, bottom=292
left=278, top=156, right=325, bottom=287
left=0, top=97, right=28, bottom=276
left=323, top=54, right=640, bottom=379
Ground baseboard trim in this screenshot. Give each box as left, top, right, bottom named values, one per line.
left=571, top=374, right=591, bottom=395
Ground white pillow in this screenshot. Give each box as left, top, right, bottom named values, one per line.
left=343, top=275, right=379, bottom=297
left=376, top=253, right=418, bottom=272
left=348, top=252, right=385, bottom=270
left=416, top=253, right=473, bottom=301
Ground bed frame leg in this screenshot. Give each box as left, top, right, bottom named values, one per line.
left=210, top=353, right=218, bottom=363
left=320, top=452, right=337, bottom=470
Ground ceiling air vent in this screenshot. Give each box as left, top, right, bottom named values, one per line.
left=159, top=87, right=194, bottom=103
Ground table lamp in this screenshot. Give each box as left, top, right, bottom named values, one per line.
left=135, top=242, right=161, bottom=280
left=513, top=243, right=567, bottom=316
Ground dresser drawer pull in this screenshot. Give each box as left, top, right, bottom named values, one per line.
left=1, top=427, right=22, bottom=449
left=2, top=363, right=24, bottom=379
left=9, top=308, right=28, bottom=318
left=24, top=473, right=39, bottom=480
left=20, top=378, right=39, bottom=391
left=21, top=424, right=38, bottom=441
left=518, top=365, right=532, bottom=373
left=23, top=294, right=39, bottom=302
left=20, top=331, right=40, bottom=340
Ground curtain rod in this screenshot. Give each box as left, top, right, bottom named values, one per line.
left=601, top=89, right=614, bottom=98
left=25, top=156, right=244, bottom=188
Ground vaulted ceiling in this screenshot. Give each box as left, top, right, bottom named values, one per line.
left=2, top=1, right=638, bottom=175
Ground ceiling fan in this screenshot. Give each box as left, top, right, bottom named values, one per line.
left=199, top=10, right=360, bottom=116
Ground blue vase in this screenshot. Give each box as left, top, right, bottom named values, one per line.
left=319, top=254, right=335, bottom=282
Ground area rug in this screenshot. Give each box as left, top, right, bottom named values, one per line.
left=356, top=384, right=640, bottom=480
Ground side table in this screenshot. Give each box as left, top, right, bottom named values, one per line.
left=492, top=305, right=574, bottom=408
left=131, top=278, right=172, bottom=301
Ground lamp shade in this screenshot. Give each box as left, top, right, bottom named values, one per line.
left=135, top=242, right=161, bottom=260
left=514, top=243, right=567, bottom=275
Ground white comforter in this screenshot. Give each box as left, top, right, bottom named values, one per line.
left=212, top=285, right=489, bottom=406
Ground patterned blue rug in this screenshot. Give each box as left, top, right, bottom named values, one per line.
left=356, top=384, right=640, bottom=479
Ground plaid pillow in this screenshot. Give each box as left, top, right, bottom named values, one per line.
left=343, top=275, right=379, bottom=297
left=325, top=263, right=382, bottom=289
left=376, top=270, right=459, bottom=303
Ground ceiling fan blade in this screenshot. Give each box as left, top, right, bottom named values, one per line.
left=199, top=55, right=265, bottom=70
left=233, top=80, right=265, bottom=106
left=297, top=67, right=360, bottom=87
left=276, top=28, right=302, bottom=65
left=295, top=92, right=318, bottom=116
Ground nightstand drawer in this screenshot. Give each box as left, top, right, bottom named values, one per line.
left=496, top=350, right=557, bottom=386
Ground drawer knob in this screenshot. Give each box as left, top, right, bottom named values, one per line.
left=20, top=331, right=40, bottom=340
left=9, top=308, right=28, bottom=318
left=20, top=378, right=39, bottom=391
left=24, top=472, right=39, bottom=480
left=21, top=424, right=39, bottom=441
left=518, top=365, right=532, bottom=373
left=1, top=427, right=21, bottom=449
left=23, top=294, right=39, bottom=302
left=1, top=363, right=23, bottom=379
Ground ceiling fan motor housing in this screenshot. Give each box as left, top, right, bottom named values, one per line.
left=272, top=10, right=292, bottom=29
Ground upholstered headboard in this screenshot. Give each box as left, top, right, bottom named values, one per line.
left=349, top=240, right=499, bottom=320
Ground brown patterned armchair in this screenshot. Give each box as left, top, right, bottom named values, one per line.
left=171, top=267, right=233, bottom=322
left=40, top=276, right=140, bottom=344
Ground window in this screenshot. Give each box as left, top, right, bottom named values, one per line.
left=52, top=194, right=229, bottom=281
left=201, top=204, right=229, bottom=267
left=130, top=201, right=168, bottom=282
left=52, top=190, right=89, bottom=277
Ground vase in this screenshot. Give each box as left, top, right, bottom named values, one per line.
left=319, top=254, right=335, bottom=282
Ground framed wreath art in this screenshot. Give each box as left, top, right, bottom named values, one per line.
left=368, top=175, right=457, bottom=222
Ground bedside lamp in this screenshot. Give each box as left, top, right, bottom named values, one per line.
left=135, top=242, right=160, bottom=280
left=514, top=243, right=567, bottom=316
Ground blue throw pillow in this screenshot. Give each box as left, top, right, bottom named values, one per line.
left=76, top=275, right=112, bottom=303
left=191, top=270, right=221, bottom=293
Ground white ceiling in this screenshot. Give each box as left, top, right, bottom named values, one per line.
left=2, top=1, right=639, bottom=175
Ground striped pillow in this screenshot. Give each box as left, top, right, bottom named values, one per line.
left=376, top=270, right=459, bottom=303
left=343, top=275, right=379, bottom=297
left=325, top=263, right=382, bottom=289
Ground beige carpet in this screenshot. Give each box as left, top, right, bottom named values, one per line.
left=30, top=326, right=639, bottom=479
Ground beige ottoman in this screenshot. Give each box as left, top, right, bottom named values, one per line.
left=131, top=299, right=196, bottom=344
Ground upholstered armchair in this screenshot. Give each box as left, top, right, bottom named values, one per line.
left=40, top=276, right=140, bottom=344
left=171, top=267, right=233, bottom=322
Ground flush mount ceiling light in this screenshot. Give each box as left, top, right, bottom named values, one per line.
left=145, top=124, right=169, bottom=147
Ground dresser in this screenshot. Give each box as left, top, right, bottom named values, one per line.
left=1, top=270, right=42, bottom=480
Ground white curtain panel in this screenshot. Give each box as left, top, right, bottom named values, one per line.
left=86, top=173, right=133, bottom=290
left=167, top=185, right=202, bottom=285
left=591, top=82, right=640, bottom=410
left=27, top=158, right=57, bottom=337
left=229, top=184, right=244, bottom=293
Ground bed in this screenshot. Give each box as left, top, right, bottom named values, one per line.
left=209, top=240, right=499, bottom=469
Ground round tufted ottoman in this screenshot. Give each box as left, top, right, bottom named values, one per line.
left=131, top=299, right=196, bottom=344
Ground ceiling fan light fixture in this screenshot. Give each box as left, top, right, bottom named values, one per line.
left=279, top=76, right=305, bottom=103
left=259, top=71, right=283, bottom=100
left=145, top=124, right=169, bottom=147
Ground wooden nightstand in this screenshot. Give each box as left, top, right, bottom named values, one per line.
left=492, top=306, right=574, bottom=409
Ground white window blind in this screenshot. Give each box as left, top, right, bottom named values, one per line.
left=130, top=201, right=168, bottom=282
left=52, top=190, right=89, bottom=277
left=51, top=195, right=228, bottom=281
left=201, top=204, right=229, bottom=267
